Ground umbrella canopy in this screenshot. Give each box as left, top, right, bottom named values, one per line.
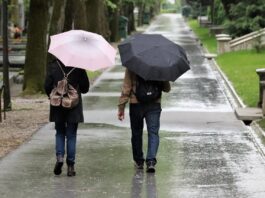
left=118, top=34, right=190, bottom=81
left=48, top=30, right=116, bottom=71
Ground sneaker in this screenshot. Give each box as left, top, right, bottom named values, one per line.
left=146, top=161, right=156, bottom=173
left=67, top=165, right=76, bottom=177
left=134, top=161, right=144, bottom=169
left=54, top=161, right=63, bottom=175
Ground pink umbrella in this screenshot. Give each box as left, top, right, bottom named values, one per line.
left=48, top=30, right=116, bottom=71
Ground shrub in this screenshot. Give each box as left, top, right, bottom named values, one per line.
left=226, top=2, right=265, bottom=37
left=181, top=5, right=192, bottom=18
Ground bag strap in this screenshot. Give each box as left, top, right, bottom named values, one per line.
left=56, top=60, right=75, bottom=78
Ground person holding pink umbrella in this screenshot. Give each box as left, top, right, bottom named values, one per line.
left=45, top=30, right=116, bottom=176
left=45, top=58, right=89, bottom=176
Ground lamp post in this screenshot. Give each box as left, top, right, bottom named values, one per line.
left=2, top=0, right=11, bottom=110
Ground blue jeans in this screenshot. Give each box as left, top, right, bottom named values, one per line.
left=55, top=122, right=78, bottom=165
left=129, top=103, right=161, bottom=163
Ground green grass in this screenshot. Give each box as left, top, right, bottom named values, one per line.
left=87, top=70, right=102, bottom=83
left=188, top=19, right=217, bottom=53
left=216, top=50, right=265, bottom=107
left=188, top=19, right=265, bottom=107
left=257, top=119, right=265, bottom=129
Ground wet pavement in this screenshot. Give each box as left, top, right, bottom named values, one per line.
left=1, top=14, right=265, bottom=198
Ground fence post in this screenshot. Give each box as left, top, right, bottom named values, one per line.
left=256, top=69, right=265, bottom=108
left=217, top=37, right=232, bottom=54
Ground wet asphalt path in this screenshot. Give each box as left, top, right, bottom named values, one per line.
left=1, top=14, right=265, bottom=198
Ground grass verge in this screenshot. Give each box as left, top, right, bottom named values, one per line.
left=87, top=70, right=102, bottom=84
left=188, top=18, right=265, bottom=107
left=188, top=19, right=265, bottom=130
left=216, top=49, right=265, bottom=107
left=187, top=19, right=217, bottom=53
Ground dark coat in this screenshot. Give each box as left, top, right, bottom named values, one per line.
left=44, top=60, right=89, bottom=123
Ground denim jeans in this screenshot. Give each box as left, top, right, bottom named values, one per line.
left=129, top=103, right=161, bottom=163
left=55, top=122, right=78, bottom=165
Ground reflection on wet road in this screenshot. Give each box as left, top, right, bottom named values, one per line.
left=80, top=14, right=265, bottom=197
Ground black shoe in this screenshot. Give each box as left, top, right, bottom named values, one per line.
left=54, top=161, right=63, bottom=175
left=67, top=165, right=76, bottom=177
left=134, top=161, right=144, bottom=169
left=146, top=161, right=156, bottom=173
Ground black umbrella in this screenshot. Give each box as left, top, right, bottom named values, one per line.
left=118, top=34, right=190, bottom=81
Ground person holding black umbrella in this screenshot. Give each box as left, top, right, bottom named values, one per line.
left=117, top=34, right=190, bottom=173
left=118, top=68, right=171, bottom=173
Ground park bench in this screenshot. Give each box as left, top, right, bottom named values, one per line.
left=0, top=39, right=27, bottom=68
left=235, top=69, right=265, bottom=125
left=0, top=42, right=26, bottom=67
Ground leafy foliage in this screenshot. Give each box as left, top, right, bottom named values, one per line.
left=105, top=0, right=117, bottom=10
left=207, top=0, right=225, bottom=25
left=225, top=1, right=265, bottom=37
left=181, top=5, right=191, bottom=18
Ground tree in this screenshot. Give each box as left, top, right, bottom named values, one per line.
left=225, top=0, right=265, bottom=37
left=10, top=0, right=19, bottom=25
left=49, top=0, right=65, bottom=37
left=63, top=0, right=74, bottom=31
left=23, top=0, right=49, bottom=94
left=219, top=0, right=240, bottom=20
left=47, top=0, right=88, bottom=63
left=120, top=0, right=135, bottom=34
left=2, top=0, right=11, bottom=110
left=86, top=0, right=110, bottom=39
left=208, top=0, right=225, bottom=25
left=108, top=0, right=120, bottom=42
left=47, top=0, right=66, bottom=64
left=134, top=0, right=161, bottom=26
left=73, top=0, right=87, bottom=29
left=63, top=0, right=90, bottom=31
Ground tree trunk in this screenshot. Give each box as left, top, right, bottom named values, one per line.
left=2, top=0, right=11, bottom=110
left=10, top=0, right=19, bottom=26
left=86, top=0, right=110, bottom=40
left=137, top=2, right=144, bottom=26
left=153, top=0, right=161, bottom=16
left=63, top=0, right=74, bottom=31
left=121, top=1, right=135, bottom=34
left=109, top=0, right=120, bottom=42
left=23, top=0, right=49, bottom=94
left=47, top=0, right=66, bottom=64
left=73, top=0, right=87, bottom=29
left=220, top=0, right=241, bottom=20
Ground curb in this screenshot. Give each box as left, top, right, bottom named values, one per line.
left=199, top=40, right=265, bottom=158
left=209, top=52, right=265, bottom=158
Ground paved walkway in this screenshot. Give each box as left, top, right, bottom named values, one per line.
left=1, top=14, right=265, bottom=198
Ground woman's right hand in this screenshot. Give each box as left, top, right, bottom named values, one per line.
left=118, top=110, right=125, bottom=121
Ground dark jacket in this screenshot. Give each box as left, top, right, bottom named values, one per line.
left=44, top=60, right=89, bottom=123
